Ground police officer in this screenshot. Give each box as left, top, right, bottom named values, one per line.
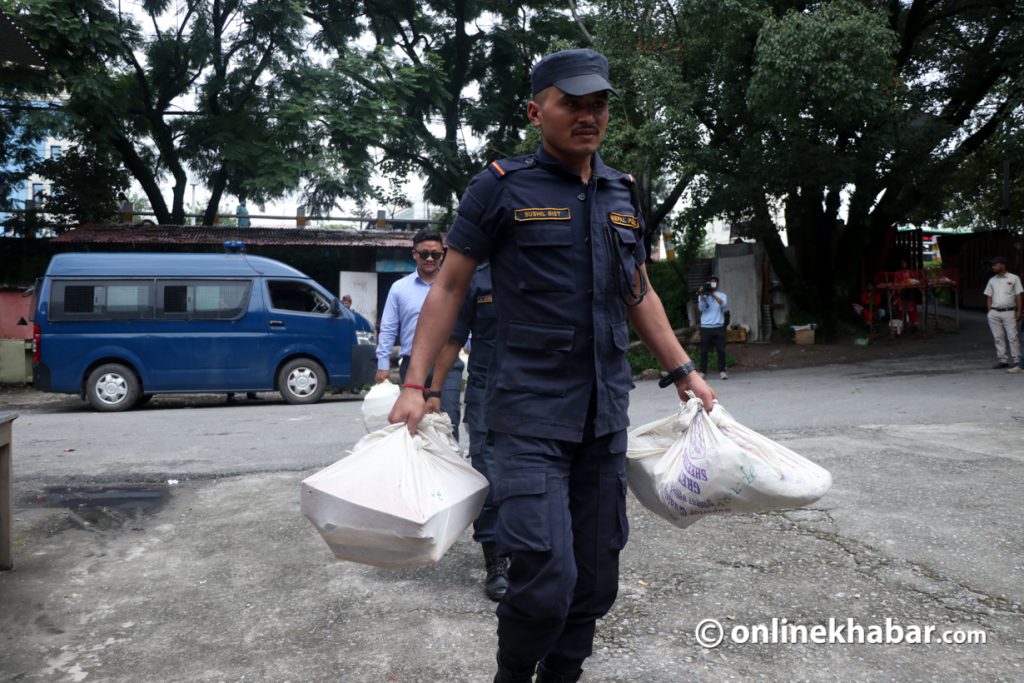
left=390, top=49, right=716, bottom=683
left=425, top=262, right=507, bottom=601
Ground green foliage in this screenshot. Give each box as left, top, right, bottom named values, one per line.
left=626, top=346, right=660, bottom=375
left=32, top=142, right=130, bottom=225
left=628, top=344, right=734, bottom=375
left=940, top=116, right=1024, bottom=233
left=646, top=260, right=691, bottom=330
left=2, top=0, right=316, bottom=225
left=304, top=0, right=579, bottom=213
left=595, top=0, right=1024, bottom=334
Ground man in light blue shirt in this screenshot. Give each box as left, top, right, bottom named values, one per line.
left=698, top=275, right=730, bottom=380
left=375, top=229, right=463, bottom=437
left=236, top=200, right=250, bottom=228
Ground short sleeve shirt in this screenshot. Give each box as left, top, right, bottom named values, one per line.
left=445, top=147, right=646, bottom=442
left=984, top=273, right=1023, bottom=309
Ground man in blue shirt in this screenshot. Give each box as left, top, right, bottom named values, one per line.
left=236, top=200, right=250, bottom=228
left=425, top=263, right=506, bottom=601
left=375, top=230, right=463, bottom=438
left=697, top=275, right=729, bottom=380
left=390, top=49, right=716, bottom=683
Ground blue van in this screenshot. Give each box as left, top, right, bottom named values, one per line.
left=30, top=251, right=376, bottom=411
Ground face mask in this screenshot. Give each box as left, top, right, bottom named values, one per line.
left=710, top=282, right=717, bottom=289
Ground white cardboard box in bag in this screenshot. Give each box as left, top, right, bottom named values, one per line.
left=301, top=415, right=488, bottom=568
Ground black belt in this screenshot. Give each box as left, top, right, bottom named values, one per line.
left=992, top=307, right=1015, bottom=311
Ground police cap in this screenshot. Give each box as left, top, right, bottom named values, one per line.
left=531, top=49, right=617, bottom=97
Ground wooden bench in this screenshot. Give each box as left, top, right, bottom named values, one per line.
left=1, top=412, right=17, bottom=570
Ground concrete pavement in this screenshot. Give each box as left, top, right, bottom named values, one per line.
left=2, top=310, right=1023, bottom=682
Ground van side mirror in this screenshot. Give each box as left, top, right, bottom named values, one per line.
left=330, top=298, right=341, bottom=317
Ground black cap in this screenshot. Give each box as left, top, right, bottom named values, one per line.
left=531, top=49, right=617, bottom=97
left=991, top=256, right=1008, bottom=265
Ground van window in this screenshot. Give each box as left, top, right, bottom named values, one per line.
left=268, top=280, right=332, bottom=314
left=50, top=280, right=154, bottom=321
left=157, top=280, right=251, bottom=319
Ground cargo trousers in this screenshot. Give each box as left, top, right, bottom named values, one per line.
left=491, top=427, right=629, bottom=671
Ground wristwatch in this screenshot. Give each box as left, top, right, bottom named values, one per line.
left=658, top=362, right=696, bottom=388
left=425, top=390, right=442, bottom=400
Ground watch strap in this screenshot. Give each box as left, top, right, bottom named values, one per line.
left=658, top=362, right=695, bottom=388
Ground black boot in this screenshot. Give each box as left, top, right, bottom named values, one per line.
left=482, top=542, right=509, bottom=602
left=535, top=660, right=583, bottom=683
left=493, top=652, right=535, bottom=683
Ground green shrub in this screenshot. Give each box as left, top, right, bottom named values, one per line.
left=646, top=260, right=690, bottom=330
left=627, top=344, right=735, bottom=375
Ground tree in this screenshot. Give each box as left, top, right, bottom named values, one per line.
left=32, top=141, right=130, bottom=225
left=589, top=0, right=704, bottom=261
left=303, top=0, right=579, bottom=216
left=3, top=0, right=313, bottom=225
left=940, top=113, right=1024, bottom=233
left=599, top=0, right=1024, bottom=332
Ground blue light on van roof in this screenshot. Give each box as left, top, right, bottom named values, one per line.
left=224, top=241, right=246, bottom=253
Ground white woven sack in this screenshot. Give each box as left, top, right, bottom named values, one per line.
left=361, top=380, right=401, bottom=432
left=627, top=398, right=832, bottom=528
left=301, top=413, right=488, bottom=567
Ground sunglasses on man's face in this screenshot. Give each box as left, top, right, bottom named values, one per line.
left=415, top=250, right=445, bottom=261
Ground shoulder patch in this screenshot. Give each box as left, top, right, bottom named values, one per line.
left=486, top=157, right=532, bottom=179
left=610, top=212, right=640, bottom=230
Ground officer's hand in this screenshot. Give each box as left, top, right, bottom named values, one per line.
left=424, top=396, right=441, bottom=413
left=389, top=388, right=426, bottom=435
left=679, top=372, right=716, bottom=412
left=374, top=369, right=390, bottom=384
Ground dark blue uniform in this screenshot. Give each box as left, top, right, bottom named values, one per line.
left=446, top=146, right=645, bottom=672
left=450, top=263, right=498, bottom=542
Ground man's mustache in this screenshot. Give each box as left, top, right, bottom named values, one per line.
left=572, top=126, right=599, bottom=135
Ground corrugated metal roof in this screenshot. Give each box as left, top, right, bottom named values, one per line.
left=0, top=10, right=46, bottom=69
left=51, top=223, right=420, bottom=248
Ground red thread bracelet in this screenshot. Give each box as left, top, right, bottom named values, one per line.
left=402, top=383, right=427, bottom=393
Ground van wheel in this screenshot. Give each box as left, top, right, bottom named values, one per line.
left=86, top=363, right=140, bottom=412
left=278, top=359, right=326, bottom=404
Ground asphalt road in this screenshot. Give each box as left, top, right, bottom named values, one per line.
left=1, top=312, right=1022, bottom=681
left=7, top=342, right=1023, bottom=483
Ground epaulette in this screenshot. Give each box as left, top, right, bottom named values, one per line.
left=486, top=157, right=533, bottom=179
left=621, top=173, right=641, bottom=212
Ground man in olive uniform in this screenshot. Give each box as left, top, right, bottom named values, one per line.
left=390, top=49, right=715, bottom=683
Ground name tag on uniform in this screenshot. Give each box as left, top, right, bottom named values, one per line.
left=476, top=294, right=493, bottom=304
left=514, top=208, right=571, bottom=222
left=610, top=212, right=640, bottom=230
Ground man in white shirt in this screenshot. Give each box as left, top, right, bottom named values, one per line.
left=983, top=256, right=1023, bottom=372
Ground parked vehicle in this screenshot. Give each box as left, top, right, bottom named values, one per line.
left=29, top=250, right=376, bottom=411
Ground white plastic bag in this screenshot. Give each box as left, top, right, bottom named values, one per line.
left=627, top=398, right=832, bottom=528
left=301, top=413, right=488, bottom=567
left=361, top=380, right=401, bottom=432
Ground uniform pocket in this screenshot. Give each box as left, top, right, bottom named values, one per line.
left=495, top=471, right=552, bottom=553
left=609, top=473, right=630, bottom=550
left=496, top=322, right=574, bottom=396
left=607, top=321, right=634, bottom=397
left=609, top=224, right=640, bottom=288
left=515, top=225, right=576, bottom=293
